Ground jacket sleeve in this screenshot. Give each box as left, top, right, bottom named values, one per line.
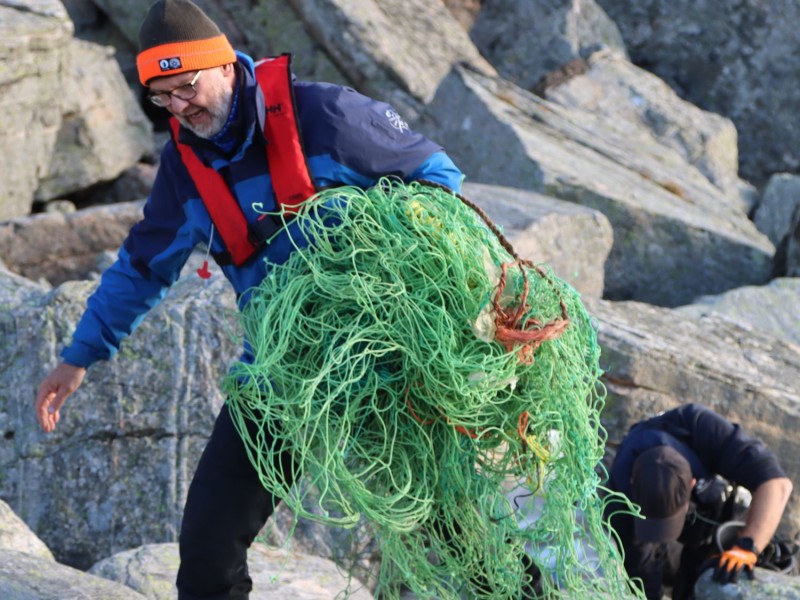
left=296, top=83, right=463, bottom=193
left=60, top=247, right=169, bottom=367
left=61, top=147, right=198, bottom=368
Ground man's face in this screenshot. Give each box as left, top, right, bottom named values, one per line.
left=149, top=66, right=234, bottom=139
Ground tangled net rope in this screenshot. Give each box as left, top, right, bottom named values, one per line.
left=223, top=179, right=641, bottom=599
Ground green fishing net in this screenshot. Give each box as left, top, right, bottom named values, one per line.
left=223, top=179, right=642, bottom=599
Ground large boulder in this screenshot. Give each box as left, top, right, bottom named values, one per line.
left=0, top=548, right=145, bottom=599
left=0, top=269, right=239, bottom=569
left=0, top=497, right=147, bottom=598
left=419, top=65, right=773, bottom=306
left=34, top=38, right=153, bottom=204
left=595, top=0, right=800, bottom=185
left=470, top=0, right=627, bottom=92
left=676, top=278, right=800, bottom=347
left=0, top=499, right=54, bottom=561
left=462, top=182, right=613, bottom=298
left=0, top=1, right=73, bottom=220
left=694, top=566, right=800, bottom=600
left=89, top=542, right=375, bottom=599
left=543, top=49, right=756, bottom=212
left=284, top=0, right=496, bottom=118
left=0, top=200, right=144, bottom=286
left=754, top=173, right=800, bottom=247
left=0, top=1, right=152, bottom=219
left=588, top=297, right=800, bottom=536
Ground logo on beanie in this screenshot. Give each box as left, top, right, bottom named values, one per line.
left=159, top=57, right=182, bottom=71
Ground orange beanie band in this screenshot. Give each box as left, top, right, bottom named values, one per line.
left=137, top=35, right=236, bottom=85
left=136, top=0, right=236, bottom=85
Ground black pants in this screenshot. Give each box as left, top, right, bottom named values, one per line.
left=176, top=404, right=293, bottom=599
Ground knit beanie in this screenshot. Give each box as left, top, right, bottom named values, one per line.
left=136, top=0, right=236, bottom=86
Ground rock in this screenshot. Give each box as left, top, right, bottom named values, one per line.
left=441, top=0, right=481, bottom=29
left=89, top=543, right=180, bottom=598
left=264, top=488, right=380, bottom=592
left=0, top=1, right=73, bottom=220
left=676, top=278, right=800, bottom=347
left=75, top=162, right=158, bottom=207
left=284, top=0, right=496, bottom=119
left=0, top=271, right=239, bottom=569
left=470, top=0, right=627, bottom=93
left=0, top=499, right=54, bottom=561
left=0, top=263, right=50, bottom=307
left=462, top=182, right=613, bottom=298
left=0, top=548, right=146, bottom=599
left=754, top=173, right=800, bottom=247
left=420, top=65, right=773, bottom=306
left=544, top=49, right=757, bottom=213
left=586, top=297, right=800, bottom=536
left=89, top=542, right=375, bottom=599
left=694, top=566, right=800, bottom=599
left=34, top=38, right=153, bottom=203
left=42, top=199, right=78, bottom=214
left=0, top=201, right=144, bottom=286
left=0, top=2, right=152, bottom=219
left=596, top=0, right=800, bottom=185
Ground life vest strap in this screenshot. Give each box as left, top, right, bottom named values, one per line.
left=255, top=54, right=317, bottom=213
left=169, top=53, right=316, bottom=266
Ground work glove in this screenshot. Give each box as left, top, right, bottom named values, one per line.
left=712, top=539, right=758, bottom=584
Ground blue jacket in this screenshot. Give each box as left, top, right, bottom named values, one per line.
left=62, top=53, right=463, bottom=368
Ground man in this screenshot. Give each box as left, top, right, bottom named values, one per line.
left=606, top=403, right=793, bottom=600
left=34, top=0, right=462, bottom=597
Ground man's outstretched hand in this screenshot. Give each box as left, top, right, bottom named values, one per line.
left=35, top=363, right=86, bottom=432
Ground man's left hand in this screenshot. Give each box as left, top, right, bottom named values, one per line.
left=712, top=545, right=757, bottom=584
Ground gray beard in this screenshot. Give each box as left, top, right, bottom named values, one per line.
left=178, top=85, right=234, bottom=139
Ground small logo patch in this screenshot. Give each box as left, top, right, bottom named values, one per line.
left=385, top=109, right=409, bottom=132
left=159, top=57, right=182, bottom=71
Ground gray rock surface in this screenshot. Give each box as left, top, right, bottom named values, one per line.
left=0, top=1, right=73, bottom=220
left=544, top=49, right=756, bottom=212
left=89, top=542, right=375, bottom=599
left=0, top=1, right=152, bottom=219
left=596, top=0, right=800, bottom=185
left=677, top=278, right=800, bottom=347
left=34, top=37, right=153, bottom=204
left=0, top=200, right=144, bottom=286
left=285, top=0, right=496, bottom=119
left=470, top=0, right=626, bottom=92
left=0, top=271, right=239, bottom=569
left=0, top=499, right=54, bottom=561
left=421, top=65, right=774, bottom=306
left=263, top=485, right=380, bottom=592
left=694, top=566, right=800, bottom=599
left=0, top=548, right=146, bottom=600
left=462, top=181, right=612, bottom=298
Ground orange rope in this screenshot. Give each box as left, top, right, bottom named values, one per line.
left=493, top=261, right=570, bottom=364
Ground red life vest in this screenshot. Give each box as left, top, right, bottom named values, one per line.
left=169, top=53, right=317, bottom=266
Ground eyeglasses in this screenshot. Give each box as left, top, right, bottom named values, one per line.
left=147, top=70, right=202, bottom=107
